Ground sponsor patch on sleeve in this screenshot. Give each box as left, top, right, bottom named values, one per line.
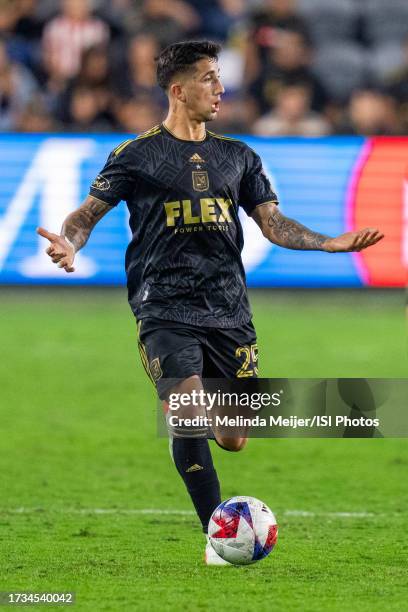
left=91, top=175, right=111, bottom=191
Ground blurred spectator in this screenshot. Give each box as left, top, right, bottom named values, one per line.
left=0, top=0, right=19, bottom=36
left=113, top=95, right=163, bottom=133
left=210, top=93, right=256, bottom=133
left=12, top=0, right=44, bottom=42
left=114, top=33, right=165, bottom=106
left=42, top=0, right=109, bottom=92
left=186, top=0, right=246, bottom=42
left=65, top=84, right=113, bottom=132
left=387, top=37, right=408, bottom=132
left=244, top=0, right=309, bottom=85
left=57, top=45, right=114, bottom=126
left=9, top=1, right=44, bottom=71
left=16, top=93, right=58, bottom=131
left=124, top=0, right=199, bottom=48
left=0, top=36, right=38, bottom=130
left=248, top=28, right=328, bottom=115
left=338, top=89, right=400, bottom=136
left=74, top=44, right=110, bottom=89
left=253, top=81, right=331, bottom=136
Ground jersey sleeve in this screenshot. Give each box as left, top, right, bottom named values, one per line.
left=89, top=142, right=136, bottom=206
left=239, top=147, right=278, bottom=216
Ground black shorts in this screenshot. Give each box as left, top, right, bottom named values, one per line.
left=137, top=317, right=258, bottom=399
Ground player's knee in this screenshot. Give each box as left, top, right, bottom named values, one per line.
left=165, top=375, right=208, bottom=438
left=169, top=374, right=201, bottom=396
left=216, top=437, right=247, bottom=452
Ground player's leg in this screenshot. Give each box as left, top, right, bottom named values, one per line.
left=165, top=375, right=222, bottom=534
left=164, top=374, right=230, bottom=566
left=203, top=320, right=259, bottom=451
left=137, top=319, right=222, bottom=534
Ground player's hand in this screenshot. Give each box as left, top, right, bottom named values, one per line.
left=322, top=228, right=384, bottom=253
left=36, top=227, right=76, bottom=273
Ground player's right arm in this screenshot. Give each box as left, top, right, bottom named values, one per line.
left=37, top=195, right=112, bottom=273
left=37, top=140, right=137, bottom=273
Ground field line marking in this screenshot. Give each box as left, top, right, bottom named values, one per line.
left=1, top=508, right=390, bottom=519
left=284, top=510, right=380, bottom=518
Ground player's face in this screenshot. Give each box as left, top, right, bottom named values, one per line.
left=183, top=58, right=225, bottom=122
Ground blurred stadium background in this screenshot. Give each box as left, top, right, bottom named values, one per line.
left=1, top=0, right=408, bottom=135
left=0, top=0, right=406, bottom=288
left=1, top=1, right=407, bottom=610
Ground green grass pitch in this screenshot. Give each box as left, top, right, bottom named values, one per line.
left=0, top=288, right=407, bottom=611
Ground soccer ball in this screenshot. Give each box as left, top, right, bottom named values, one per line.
left=208, top=496, right=278, bottom=565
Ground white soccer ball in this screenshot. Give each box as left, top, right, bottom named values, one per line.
left=208, top=496, right=278, bottom=565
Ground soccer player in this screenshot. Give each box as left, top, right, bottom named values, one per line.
left=37, top=41, right=383, bottom=565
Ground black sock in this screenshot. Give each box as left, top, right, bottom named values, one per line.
left=171, top=437, right=221, bottom=533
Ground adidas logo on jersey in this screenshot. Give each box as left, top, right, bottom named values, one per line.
left=189, top=153, right=206, bottom=163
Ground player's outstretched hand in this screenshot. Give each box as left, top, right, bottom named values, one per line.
left=322, top=228, right=384, bottom=253
left=36, top=227, right=76, bottom=273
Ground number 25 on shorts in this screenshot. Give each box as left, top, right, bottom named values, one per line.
left=235, top=343, right=259, bottom=378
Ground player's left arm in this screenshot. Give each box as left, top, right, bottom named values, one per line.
left=251, top=202, right=384, bottom=252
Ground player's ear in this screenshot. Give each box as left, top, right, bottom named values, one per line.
left=170, top=82, right=187, bottom=103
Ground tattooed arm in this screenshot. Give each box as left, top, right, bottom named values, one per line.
left=61, top=195, right=112, bottom=252
left=36, top=195, right=112, bottom=273
left=252, top=202, right=384, bottom=252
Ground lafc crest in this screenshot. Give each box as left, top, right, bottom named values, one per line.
left=149, top=357, right=162, bottom=381
left=192, top=171, right=209, bottom=192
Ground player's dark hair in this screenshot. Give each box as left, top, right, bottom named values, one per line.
left=156, top=40, right=222, bottom=91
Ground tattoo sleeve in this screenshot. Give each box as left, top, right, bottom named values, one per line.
left=252, top=202, right=330, bottom=251
left=61, top=195, right=112, bottom=252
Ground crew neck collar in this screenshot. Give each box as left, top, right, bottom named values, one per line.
left=161, top=123, right=208, bottom=143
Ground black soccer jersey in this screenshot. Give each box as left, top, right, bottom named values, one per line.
left=89, top=124, right=278, bottom=328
